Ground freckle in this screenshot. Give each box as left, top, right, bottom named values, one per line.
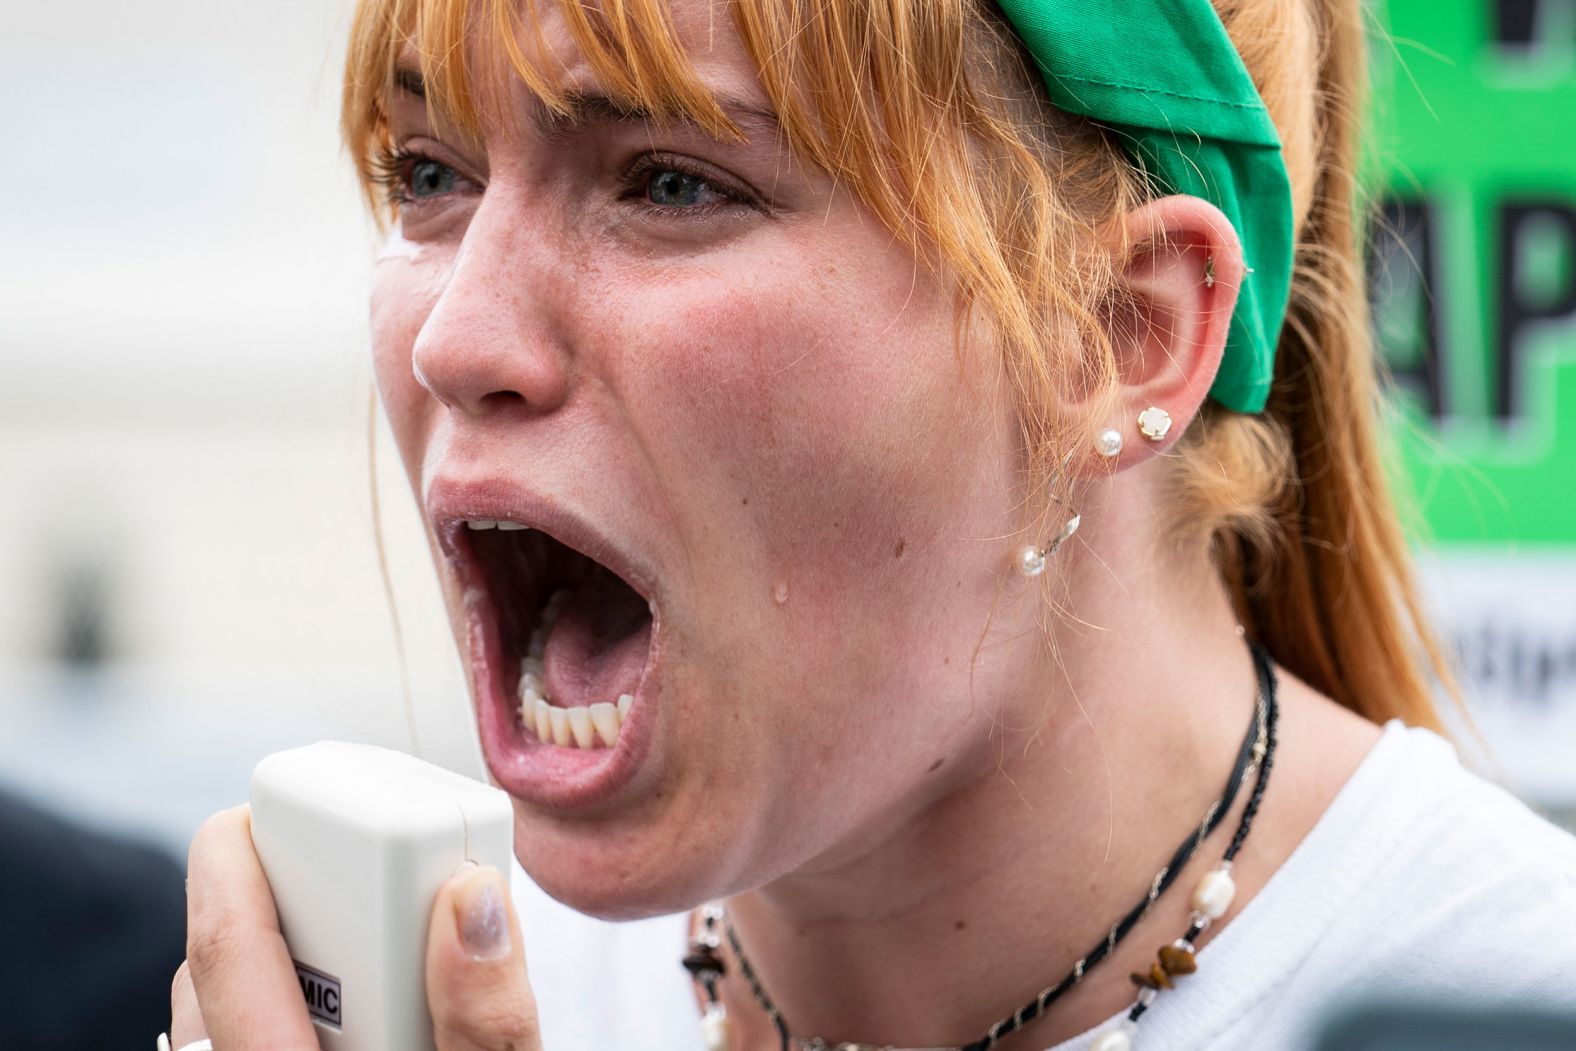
left=942, top=657, right=950, bottom=666
left=954, top=919, right=967, bottom=931
left=774, top=581, right=789, bottom=605
left=742, top=497, right=749, bottom=506
left=894, top=538, right=907, bottom=558
left=927, top=757, right=944, bottom=773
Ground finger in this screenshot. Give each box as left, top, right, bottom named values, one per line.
left=185, top=805, right=318, bottom=1050
left=427, top=863, right=541, bottom=1051
left=169, top=960, right=208, bottom=1046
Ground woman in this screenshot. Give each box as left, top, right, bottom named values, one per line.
left=168, top=0, right=1576, bottom=1048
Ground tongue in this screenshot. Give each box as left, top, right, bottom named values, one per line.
left=541, top=568, right=652, bottom=710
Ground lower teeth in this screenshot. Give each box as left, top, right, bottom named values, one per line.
left=521, top=691, right=633, bottom=750
left=516, top=587, right=633, bottom=750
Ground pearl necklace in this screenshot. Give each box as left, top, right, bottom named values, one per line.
left=683, top=641, right=1280, bottom=1051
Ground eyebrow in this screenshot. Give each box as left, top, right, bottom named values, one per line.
left=537, top=89, right=779, bottom=144
left=391, top=65, right=779, bottom=142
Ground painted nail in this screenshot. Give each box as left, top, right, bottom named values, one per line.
left=456, top=869, right=511, bottom=961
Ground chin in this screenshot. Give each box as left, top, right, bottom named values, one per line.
left=507, top=797, right=735, bottom=922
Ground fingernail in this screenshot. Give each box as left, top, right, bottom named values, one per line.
left=456, top=868, right=511, bottom=961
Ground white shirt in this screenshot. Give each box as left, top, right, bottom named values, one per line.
left=510, top=721, right=1576, bottom=1050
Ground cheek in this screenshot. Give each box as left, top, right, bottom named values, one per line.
left=608, top=228, right=1017, bottom=750
left=624, top=248, right=977, bottom=538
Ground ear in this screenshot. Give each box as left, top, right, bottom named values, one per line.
left=1097, top=195, right=1245, bottom=468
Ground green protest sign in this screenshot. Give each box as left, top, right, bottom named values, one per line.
left=1371, top=0, right=1576, bottom=546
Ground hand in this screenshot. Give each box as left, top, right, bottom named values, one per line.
left=170, top=805, right=542, bottom=1050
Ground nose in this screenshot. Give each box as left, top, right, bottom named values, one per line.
left=410, top=195, right=572, bottom=419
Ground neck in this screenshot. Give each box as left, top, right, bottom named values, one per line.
left=715, top=485, right=1264, bottom=1050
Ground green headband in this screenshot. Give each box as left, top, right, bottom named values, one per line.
left=995, top=0, right=1294, bottom=413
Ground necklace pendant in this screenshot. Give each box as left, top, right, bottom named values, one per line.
left=701, top=1002, right=733, bottom=1051
left=1088, top=1020, right=1136, bottom=1051
left=683, top=942, right=727, bottom=980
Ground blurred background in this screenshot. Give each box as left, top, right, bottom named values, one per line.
left=1, top=3, right=472, bottom=1042
left=0, top=0, right=1573, bottom=1045
left=1, top=0, right=479, bottom=855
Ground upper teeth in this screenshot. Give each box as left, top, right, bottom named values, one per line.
left=516, top=587, right=634, bottom=750
left=466, top=518, right=528, bottom=531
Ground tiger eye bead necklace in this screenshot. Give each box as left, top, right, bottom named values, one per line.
left=683, top=639, right=1280, bottom=1051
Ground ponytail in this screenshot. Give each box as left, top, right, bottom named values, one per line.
left=1172, top=0, right=1458, bottom=730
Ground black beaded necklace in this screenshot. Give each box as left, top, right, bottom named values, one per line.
left=683, top=640, right=1279, bottom=1051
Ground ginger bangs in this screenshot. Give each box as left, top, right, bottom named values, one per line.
left=343, top=0, right=734, bottom=209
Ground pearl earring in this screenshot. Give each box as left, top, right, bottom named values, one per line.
left=1016, top=511, right=1082, bottom=577
left=1137, top=406, right=1172, bottom=442
left=1095, top=428, right=1124, bottom=458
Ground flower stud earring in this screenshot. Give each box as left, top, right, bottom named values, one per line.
left=1016, top=511, right=1082, bottom=577
left=1095, top=428, right=1124, bottom=458
left=1137, top=406, right=1172, bottom=442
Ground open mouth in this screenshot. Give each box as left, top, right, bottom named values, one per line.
left=456, top=518, right=654, bottom=752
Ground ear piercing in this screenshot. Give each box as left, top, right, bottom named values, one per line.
left=1203, top=254, right=1216, bottom=289
left=1015, top=408, right=1169, bottom=576
left=1137, top=406, right=1172, bottom=442
left=1104, top=406, right=1173, bottom=455
left=1016, top=511, right=1081, bottom=577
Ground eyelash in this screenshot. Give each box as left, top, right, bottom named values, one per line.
left=620, top=152, right=756, bottom=217
left=366, top=146, right=757, bottom=219
left=366, top=147, right=439, bottom=209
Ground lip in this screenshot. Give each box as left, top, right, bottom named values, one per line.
left=427, top=475, right=662, bottom=811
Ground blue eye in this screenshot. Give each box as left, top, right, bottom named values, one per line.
left=408, top=159, right=457, bottom=199
left=643, top=167, right=730, bottom=209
